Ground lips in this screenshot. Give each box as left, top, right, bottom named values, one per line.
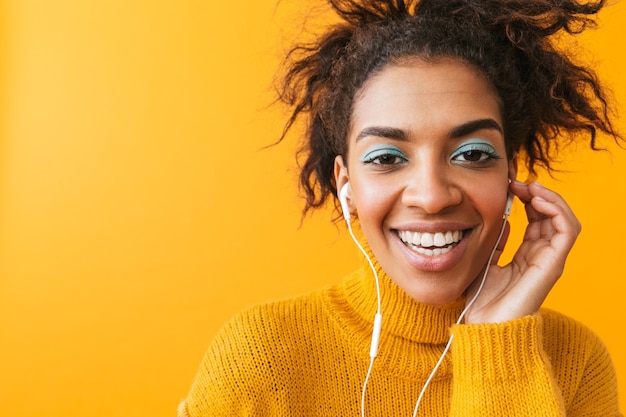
left=397, top=230, right=464, bottom=256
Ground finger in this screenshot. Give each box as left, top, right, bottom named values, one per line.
left=521, top=196, right=575, bottom=244
left=509, top=180, right=532, bottom=204
left=514, top=181, right=579, bottom=230
left=529, top=195, right=580, bottom=250
left=527, top=182, right=579, bottom=221
left=510, top=181, right=544, bottom=223
left=529, top=184, right=581, bottom=234
left=510, top=180, right=567, bottom=209
left=524, top=197, right=545, bottom=224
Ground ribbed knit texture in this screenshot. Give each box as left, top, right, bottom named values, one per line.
left=181, top=244, right=621, bottom=416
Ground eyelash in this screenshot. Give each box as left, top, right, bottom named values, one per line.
left=451, top=142, right=501, bottom=164
left=360, top=148, right=408, bottom=166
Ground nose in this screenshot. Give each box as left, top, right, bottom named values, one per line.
left=400, top=165, right=463, bottom=214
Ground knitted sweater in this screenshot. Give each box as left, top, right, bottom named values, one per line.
left=180, top=259, right=621, bottom=416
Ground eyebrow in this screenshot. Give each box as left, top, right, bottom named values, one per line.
left=355, top=118, right=503, bottom=142
left=356, top=126, right=407, bottom=142
left=448, top=118, right=503, bottom=138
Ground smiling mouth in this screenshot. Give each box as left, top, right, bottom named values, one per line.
left=397, top=230, right=465, bottom=256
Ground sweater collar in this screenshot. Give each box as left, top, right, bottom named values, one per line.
left=339, top=222, right=465, bottom=345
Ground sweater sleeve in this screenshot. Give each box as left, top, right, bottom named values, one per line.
left=449, top=314, right=621, bottom=417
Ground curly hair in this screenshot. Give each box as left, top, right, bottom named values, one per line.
left=277, top=0, right=621, bottom=215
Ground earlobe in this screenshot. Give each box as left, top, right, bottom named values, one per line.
left=334, top=155, right=350, bottom=197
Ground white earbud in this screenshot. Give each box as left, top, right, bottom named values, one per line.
left=504, top=179, right=514, bottom=218
left=339, top=183, right=351, bottom=221
left=504, top=192, right=514, bottom=218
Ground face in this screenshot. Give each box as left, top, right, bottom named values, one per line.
left=335, top=58, right=515, bottom=306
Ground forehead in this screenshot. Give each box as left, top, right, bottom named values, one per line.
left=350, top=58, right=503, bottom=138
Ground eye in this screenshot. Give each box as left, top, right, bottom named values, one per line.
left=451, top=140, right=501, bottom=164
left=367, top=153, right=405, bottom=165
left=455, top=149, right=492, bottom=162
left=360, top=145, right=408, bottom=166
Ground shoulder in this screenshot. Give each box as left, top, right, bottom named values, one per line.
left=205, top=287, right=335, bottom=372
left=219, top=287, right=330, bottom=343
left=185, top=288, right=335, bottom=415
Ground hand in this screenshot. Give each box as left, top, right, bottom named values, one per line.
left=464, top=180, right=581, bottom=324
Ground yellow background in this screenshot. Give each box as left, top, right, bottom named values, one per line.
left=0, top=1, right=624, bottom=416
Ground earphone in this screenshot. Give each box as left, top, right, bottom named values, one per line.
left=339, top=183, right=383, bottom=417
left=339, top=183, right=352, bottom=222
left=339, top=181, right=514, bottom=417
left=506, top=193, right=514, bottom=216
left=505, top=179, right=514, bottom=218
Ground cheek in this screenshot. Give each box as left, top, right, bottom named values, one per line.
left=351, top=178, right=399, bottom=226
left=470, top=183, right=508, bottom=227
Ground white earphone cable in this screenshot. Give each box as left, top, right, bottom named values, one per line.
left=345, top=218, right=382, bottom=417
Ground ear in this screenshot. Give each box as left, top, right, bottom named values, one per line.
left=334, top=155, right=355, bottom=213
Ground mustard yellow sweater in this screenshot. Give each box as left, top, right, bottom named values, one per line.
left=180, top=259, right=621, bottom=416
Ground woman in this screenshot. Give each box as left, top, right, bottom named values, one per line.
left=180, top=0, right=622, bottom=415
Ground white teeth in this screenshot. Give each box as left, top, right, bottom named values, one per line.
left=398, top=229, right=464, bottom=256
left=420, top=233, right=434, bottom=247
left=434, top=232, right=446, bottom=247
